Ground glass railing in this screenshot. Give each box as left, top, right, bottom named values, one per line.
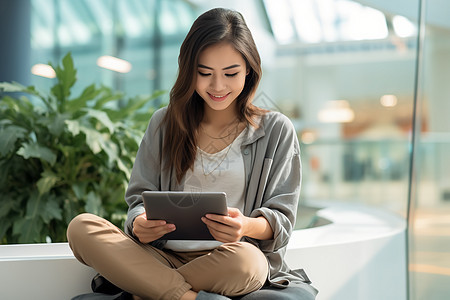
left=300, top=138, right=412, bottom=216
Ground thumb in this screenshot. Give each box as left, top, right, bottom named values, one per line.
left=227, top=207, right=241, bottom=217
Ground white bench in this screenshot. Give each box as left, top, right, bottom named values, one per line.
left=0, top=242, right=96, bottom=299
left=0, top=202, right=406, bottom=300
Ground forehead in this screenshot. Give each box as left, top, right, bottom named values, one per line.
left=198, top=42, right=245, bottom=67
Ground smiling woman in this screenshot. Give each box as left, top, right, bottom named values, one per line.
left=66, top=7, right=317, bottom=300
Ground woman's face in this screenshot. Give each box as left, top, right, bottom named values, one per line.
left=195, top=42, right=248, bottom=113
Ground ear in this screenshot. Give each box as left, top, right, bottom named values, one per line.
left=246, top=68, right=250, bottom=75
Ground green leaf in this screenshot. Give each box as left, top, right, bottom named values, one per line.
left=81, top=128, right=118, bottom=165
left=0, top=125, right=28, bottom=156
left=66, top=84, right=101, bottom=112
left=101, top=139, right=119, bottom=165
left=0, top=195, right=18, bottom=219
left=50, top=53, right=77, bottom=110
left=61, top=52, right=76, bottom=86
left=36, top=112, right=69, bottom=137
left=0, top=82, right=30, bottom=93
left=41, top=196, right=63, bottom=223
left=79, top=126, right=103, bottom=154
left=92, top=87, right=123, bottom=110
left=0, top=83, right=49, bottom=109
left=0, top=159, right=12, bottom=189
left=0, top=217, right=12, bottom=242
left=13, top=217, right=44, bottom=243
left=71, top=182, right=87, bottom=200
left=65, top=119, right=81, bottom=136
left=122, top=95, right=154, bottom=113
left=84, top=191, right=102, bottom=215
left=13, top=193, right=44, bottom=243
left=133, top=112, right=156, bottom=125
left=25, top=192, right=45, bottom=219
left=64, top=196, right=79, bottom=224
left=0, top=94, right=32, bottom=113
left=105, top=91, right=164, bottom=122
left=17, top=142, right=57, bottom=165
left=78, top=124, right=118, bottom=161
left=36, top=170, right=59, bottom=195
left=116, top=157, right=131, bottom=179
left=47, top=113, right=69, bottom=136
left=84, top=108, right=115, bottom=133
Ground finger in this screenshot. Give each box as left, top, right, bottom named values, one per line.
left=204, top=214, right=225, bottom=223
left=139, top=219, right=168, bottom=228
left=134, top=222, right=175, bottom=235
left=203, top=218, right=237, bottom=239
left=205, top=214, right=239, bottom=228
left=150, top=223, right=176, bottom=235
left=135, top=224, right=176, bottom=243
left=202, top=217, right=230, bottom=231
left=207, top=226, right=236, bottom=243
left=227, top=207, right=241, bottom=217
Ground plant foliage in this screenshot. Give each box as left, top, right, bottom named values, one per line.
left=0, top=53, right=164, bottom=244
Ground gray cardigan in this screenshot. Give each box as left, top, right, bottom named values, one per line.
left=124, top=107, right=315, bottom=290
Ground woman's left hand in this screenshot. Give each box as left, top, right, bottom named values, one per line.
left=201, top=207, right=249, bottom=243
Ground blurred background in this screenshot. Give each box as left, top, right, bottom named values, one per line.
left=1, top=0, right=449, bottom=299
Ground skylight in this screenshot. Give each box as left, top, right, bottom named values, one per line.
left=264, top=0, right=402, bottom=44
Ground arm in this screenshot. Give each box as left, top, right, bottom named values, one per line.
left=203, top=113, right=301, bottom=245
left=124, top=108, right=167, bottom=239
left=244, top=215, right=273, bottom=240
left=247, top=113, right=301, bottom=252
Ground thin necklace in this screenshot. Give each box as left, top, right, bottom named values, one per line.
left=200, top=119, right=240, bottom=140
left=200, top=139, right=236, bottom=176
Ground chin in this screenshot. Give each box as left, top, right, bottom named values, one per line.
left=205, top=99, right=235, bottom=111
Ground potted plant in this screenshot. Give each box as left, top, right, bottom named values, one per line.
left=0, top=53, right=164, bottom=244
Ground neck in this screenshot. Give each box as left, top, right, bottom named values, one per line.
left=202, top=103, right=239, bottom=128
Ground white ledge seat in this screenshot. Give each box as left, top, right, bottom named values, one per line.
left=0, top=202, right=406, bottom=300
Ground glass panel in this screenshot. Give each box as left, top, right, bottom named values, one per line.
left=274, top=6, right=419, bottom=218
left=30, top=0, right=195, bottom=98
left=409, top=0, right=450, bottom=298
left=259, top=0, right=420, bottom=298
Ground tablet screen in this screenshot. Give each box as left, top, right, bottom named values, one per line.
left=141, top=191, right=228, bottom=240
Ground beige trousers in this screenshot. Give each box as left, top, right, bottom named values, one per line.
left=67, top=213, right=268, bottom=300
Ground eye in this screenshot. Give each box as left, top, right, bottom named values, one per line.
left=225, top=72, right=239, bottom=77
left=198, top=71, right=211, bottom=76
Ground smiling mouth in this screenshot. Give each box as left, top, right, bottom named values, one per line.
left=208, top=93, right=230, bottom=101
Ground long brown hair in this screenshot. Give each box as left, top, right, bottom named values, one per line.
left=163, top=8, right=265, bottom=182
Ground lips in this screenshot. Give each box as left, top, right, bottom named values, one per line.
left=208, top=92, right=230, bottom=102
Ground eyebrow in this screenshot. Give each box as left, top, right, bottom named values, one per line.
left=198, top=64, right=241, bottom=70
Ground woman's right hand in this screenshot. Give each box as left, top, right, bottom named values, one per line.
left=132, top=212, right=176, bottom=244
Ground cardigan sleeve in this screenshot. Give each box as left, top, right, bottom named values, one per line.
left=247, top=113, right=301, bottom=252
left=124, top=108, right=166, bottom=237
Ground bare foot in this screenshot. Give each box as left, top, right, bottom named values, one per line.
left=180, top=290, right=198, bottom=300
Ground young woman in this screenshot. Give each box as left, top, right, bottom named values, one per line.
left=68, top=8, right=317, bottom=300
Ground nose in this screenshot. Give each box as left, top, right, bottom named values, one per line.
left=210, top=74, right=226, bottom=92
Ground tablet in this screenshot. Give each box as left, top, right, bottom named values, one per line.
left=141, top=191, right=228, bottom=240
